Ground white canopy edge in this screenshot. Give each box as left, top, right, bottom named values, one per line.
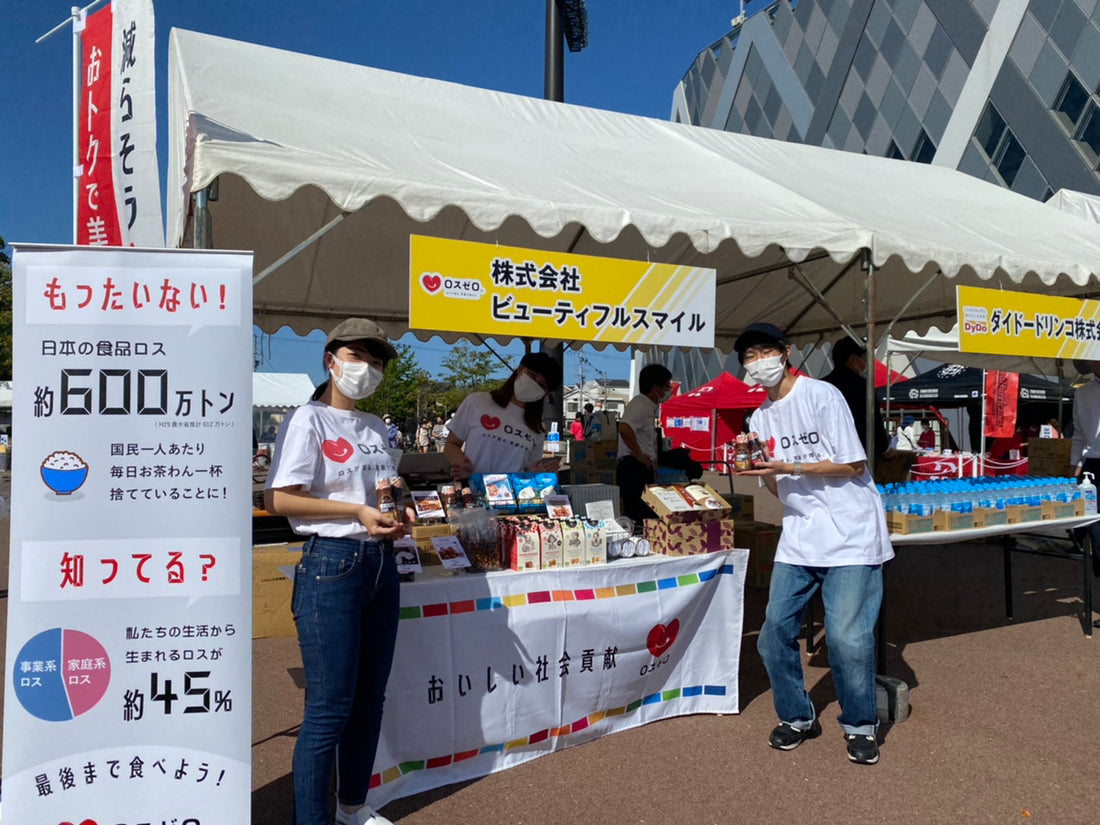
left=166, top=29, right=1100, bottom=348
left=252, top=372, right=316, bottom=409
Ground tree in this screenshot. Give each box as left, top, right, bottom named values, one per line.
left=0, top=237, right=11, bottom=379
left=356, top=344, right=427, bottom=426
left=437, top=343, right=506, bottom=414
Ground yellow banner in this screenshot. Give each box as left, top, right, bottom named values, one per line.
left=957, top=285, right=1100, bottom=360
left=409, top=236, right=715, bottom=347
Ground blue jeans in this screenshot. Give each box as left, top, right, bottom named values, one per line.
left=292, top=535, right=401, bottom=825
left=757, top=562, right=882, bottom=736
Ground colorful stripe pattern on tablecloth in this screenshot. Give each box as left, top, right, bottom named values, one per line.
left=369, top=682, right=728, bottom=790
left=397, top=563, right=737, bottom=622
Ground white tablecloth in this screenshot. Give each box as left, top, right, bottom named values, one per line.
left=370, top=550, right=748, bottom=806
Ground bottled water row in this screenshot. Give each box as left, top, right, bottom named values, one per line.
left=876, top=476, right=1087, bottom=516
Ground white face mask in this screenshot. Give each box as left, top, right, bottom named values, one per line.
left=330, top=358, right=383, bottom=400
left=514, top=372, right=547, bottom=403
left=745, top=355, right=786, bottom=388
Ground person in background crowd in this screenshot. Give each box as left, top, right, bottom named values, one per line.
left=264, top=318, right=414, bottom=825
left=895, top=415, right=918, bottom=451
left=582, top=402, right=603, bottom=440
left=432, top=415, right=449, bottom=452
left=570, top=412, right=585, bottom=441
left=1046, top=418, right=1062, bottom=438
left=416, top=418, right=432, bottom=454
left=1070, top=359, right=1100, bottom=628
left=821, top=337, right=894, bottom=467
left=617, top=364, right=673, bottom=526
left=260, top=425, right=278, bottom=443
left=917, top=420, right=936, bottom=450
left=383, top=415, right=400, bottom=450
left=444, top=352, right=563, bottom=477
left=733, top=322, right=892, bottom=766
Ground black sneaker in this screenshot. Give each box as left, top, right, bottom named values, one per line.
left=768, top=719, right=821, bottom=750
left=845, top=733, right=880, bottom=765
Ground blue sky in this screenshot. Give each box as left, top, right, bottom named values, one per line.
left=2, top=0, right=748, bottom=384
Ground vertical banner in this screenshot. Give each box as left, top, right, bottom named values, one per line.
left=983, top=370, right=1019, bottom=439
left=3, top=246, right=252, bottom=824
left=77, top=0, right=164, bottom=247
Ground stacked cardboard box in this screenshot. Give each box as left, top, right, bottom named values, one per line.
left=252, top=544, right=303, bottom=639
left=1027, top=437, right=1072, bottom=476
left=727, top=493, right=755, bottom=522
left=736, top=521, right=781, bottom=588
left=570, top=438, right=619, bottom=485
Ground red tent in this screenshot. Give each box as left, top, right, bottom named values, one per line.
left=660, top=373, right=767, bottom=465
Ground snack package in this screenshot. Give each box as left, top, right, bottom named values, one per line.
left=559, top=519, right=587, bottom=567
left=538, top=520, right=563, bottom=569
left=471, top=473, right=516, bottom=510
left=510, top=473, right=542, bottom=513
left=582, top=519, right=606, bottom=565
left=510, top=519, right=542, bottom=571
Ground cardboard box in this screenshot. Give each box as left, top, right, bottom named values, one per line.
left=735, top=521, right=781, bottom=589
left=1027, top=438, right=1072, bottom=476
left=933, top=510, right=975, bottom=531
left=644, top=518, right=735, bottom=557
left=1007, top=504, right=1043, bottom=524
left=570, top=468, right=617, bottom=486
left=727, top=493, right=755, bottom=522
left=973, top=507, right=1009, bottom=529
left=1041, top=499, right=1083, bottom=520
left=641, top=483, right=731, bottom=524
left=886, top=511, right=935, bottom=535
left=252, top=544, right=302, bottom=639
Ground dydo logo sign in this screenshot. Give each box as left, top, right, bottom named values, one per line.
left=419, top=271, right=483, bottom=301
left=962, top=304, right=989, bottom=336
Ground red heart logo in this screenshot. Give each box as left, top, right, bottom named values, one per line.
left=480, top=414, right=501, bottom=431
left=420, top=273, right=442, bottom=294
left=321, top=437, right=354, bottom=463
left=60, top=821, right=97, bottom=825
left=766, top=436, right=776, bottom=457
left=646, top=619, right=679, bottom=657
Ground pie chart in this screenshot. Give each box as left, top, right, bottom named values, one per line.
left=13, top=628, right=111, bottom=722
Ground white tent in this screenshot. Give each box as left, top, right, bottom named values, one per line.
left=1048, top=188, right=1100, bottom=224
left=885, top=325, right=1066, bottom=377
left=167, top=29, right=1100, bottom=352
left=252, top=373, right=315, bottom=409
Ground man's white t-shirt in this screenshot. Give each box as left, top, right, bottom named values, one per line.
left=617, top=395, right=659, bottom=461
left=751, top=376, right=894, bottom=567
left=447, top=392, right=542, bottom=473
left=266, top=401, right=398, bottom=540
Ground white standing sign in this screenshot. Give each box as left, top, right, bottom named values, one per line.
left=2, top=245, right=253, bottom=825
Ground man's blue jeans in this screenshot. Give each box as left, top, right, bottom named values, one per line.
left=757, top=562, right=882, bottom=736
left=291, top=535, right=401, bottom=825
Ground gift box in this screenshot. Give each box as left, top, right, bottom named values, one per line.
left=641, top=482, right=731, bottom=523
left=644, top=518, right=735, bottom=556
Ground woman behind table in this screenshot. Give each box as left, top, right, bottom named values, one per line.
left=444, top=352, right=563, bottom=478
left=265, top=318, right=414, bottom=825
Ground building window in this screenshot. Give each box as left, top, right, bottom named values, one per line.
left=1053, top=73, right=1089, bottom=131
left=1076, top=103, right=1100, bottom=165
left=973, top=102, right=1028, bottom=185
left=886, top=140, right=905, bottom=160
left=912, top=129, right=936, bottom=164
left=975, top=103, right=1006, bottom=158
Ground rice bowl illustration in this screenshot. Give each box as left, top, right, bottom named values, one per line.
left=41, top=450, right=89, bottom=496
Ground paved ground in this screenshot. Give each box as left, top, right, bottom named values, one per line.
left=4, top=471, right=1100, bottom=824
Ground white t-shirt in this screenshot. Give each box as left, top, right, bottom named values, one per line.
left=447, top=392, right=543, bottom=473
left=266, top=401, right=398, bottom=540
left=751, top=376, right=894, bottom=567
left=618, top=394, right=659, bottom=461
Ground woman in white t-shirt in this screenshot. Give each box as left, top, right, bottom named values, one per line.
left=264, top=318, right=413, bottom=825
left=444, top=352, right=563, bottom=478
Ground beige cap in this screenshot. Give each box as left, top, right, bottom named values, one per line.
left=325, top=318, right=398, bottom=360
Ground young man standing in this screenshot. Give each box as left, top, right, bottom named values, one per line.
left=734, top=322, right=893, bottom=765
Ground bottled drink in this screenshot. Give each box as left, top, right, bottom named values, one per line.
left=733, top=434, right=751, bottom=472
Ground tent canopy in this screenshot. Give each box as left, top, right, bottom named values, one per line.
left=252, top=373, right=316, bottom=409
left=886, top=325, right=1066, bottom=377
left=167, top=29, right=1100, bottom=350
left=877, top=364, right=1074, bottom=407
left=661, top=372, right=766, bottom=464
left=663, top=372, right=767, bottom=417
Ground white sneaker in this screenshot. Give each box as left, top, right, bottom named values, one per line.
left=334, top=803, right=393, bottom=825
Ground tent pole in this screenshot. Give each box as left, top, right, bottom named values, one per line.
left=864, top=250, right=877, bottom=478
left=980, top=369, right=987, bottom=476
left=253, top=212, right=347, bottom=285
